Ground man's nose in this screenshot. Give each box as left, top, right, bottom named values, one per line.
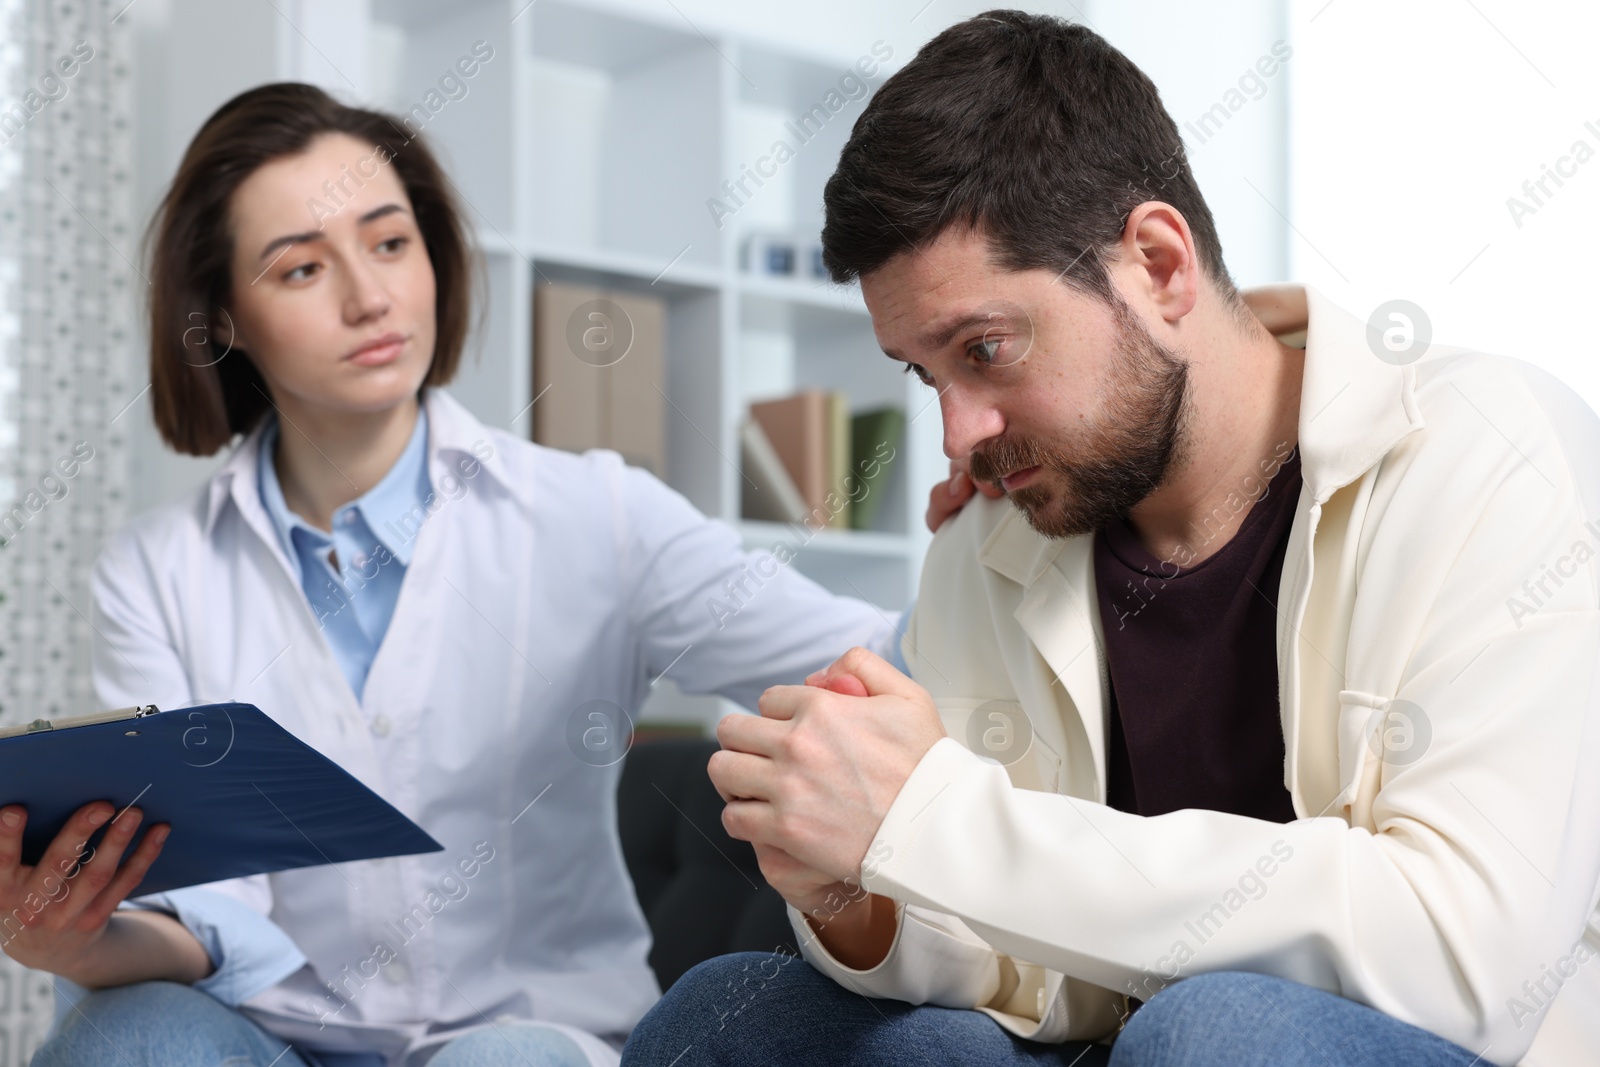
left=940, top=387, right=1004, bottom=460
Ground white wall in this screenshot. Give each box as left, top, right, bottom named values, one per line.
left=1288, top=0, right=1600, bottom=411
left=1088, top=0, right=1290, bottom=289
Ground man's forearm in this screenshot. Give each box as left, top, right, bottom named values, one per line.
left=807, top=892, right=898, bottom=970
left=61, top=910, right=214, bottom=989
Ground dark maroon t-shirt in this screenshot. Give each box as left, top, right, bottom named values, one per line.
left=1091, top=448, right=1303, bottom=822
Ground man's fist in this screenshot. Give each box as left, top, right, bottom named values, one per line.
left=711, top=647, right=946, bottom=884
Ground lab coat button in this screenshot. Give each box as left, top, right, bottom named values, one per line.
left=371, top=714, right=392, bottom=737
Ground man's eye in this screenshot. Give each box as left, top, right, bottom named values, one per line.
left=969, top=338, right=1003, bottom=363
left=903, top=362, right=934, bottom=386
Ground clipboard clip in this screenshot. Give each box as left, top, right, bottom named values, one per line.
left=0, top=705, right=160, bottom=740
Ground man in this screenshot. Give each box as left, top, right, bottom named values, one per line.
left=623, top=10, right=1600, bottom=1067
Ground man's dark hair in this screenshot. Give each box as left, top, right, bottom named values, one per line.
left=823, top=10, right=1240, bottom=309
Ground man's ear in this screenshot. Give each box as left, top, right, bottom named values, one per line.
left=1117, top=201, right=1199, bottom=323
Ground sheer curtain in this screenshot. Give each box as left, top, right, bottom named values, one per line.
left=0, top=0, right=135, bottom=1056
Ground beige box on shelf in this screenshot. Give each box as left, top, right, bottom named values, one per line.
left=533, top=281, right=667, bottom=476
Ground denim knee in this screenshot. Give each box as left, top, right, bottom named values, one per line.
left=624, top=951, right=817, bottom=1066
left=430, top=1024, right=590, bottom=1067
left=32, top=980, right=282, bottom=1067
left=1112, top=972, right=1262, bottom=1066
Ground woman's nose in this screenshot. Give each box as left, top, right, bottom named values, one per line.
left=343, top=260, right=392, bottom=322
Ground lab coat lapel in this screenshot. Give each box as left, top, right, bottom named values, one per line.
left=200, top=421, right=371, bottom=755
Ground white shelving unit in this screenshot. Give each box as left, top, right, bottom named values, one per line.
left=364, top=0, right=945, bottom=720
left=365, top=0, right=943, bottom=603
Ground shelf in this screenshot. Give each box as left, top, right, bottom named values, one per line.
left=359, top=0, right=936, bottom=610
left=527, top=240, right=723, bottom=292
left=738, top=520, right=912, bottom=559
left=736, top=272, right=868, bottom=315
left=529, top=0, right=701, bottom=72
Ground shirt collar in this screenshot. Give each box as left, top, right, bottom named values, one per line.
left=254, top=406, right=432, bottom=569
left=203, top=387, right=519, bottom=543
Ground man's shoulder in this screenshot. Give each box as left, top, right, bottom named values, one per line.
left=1404, top=348, right=1599, bottom=515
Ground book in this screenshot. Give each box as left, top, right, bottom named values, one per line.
left=749, top=390, right=852, bottom=531
left=849, top=407, right=906, bottom=530
left=740, top=418, right=809, bottom=524
left=826, top=392, right=851, bottom=530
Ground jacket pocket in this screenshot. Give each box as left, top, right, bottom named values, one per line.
left=1337, top=688, right=1422, bottom=829
left=934, top=697, right=1063, bottom=793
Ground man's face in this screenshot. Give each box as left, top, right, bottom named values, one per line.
left=862, top=227, right=1191, bottom=538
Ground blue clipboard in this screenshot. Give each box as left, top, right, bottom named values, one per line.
left=0, top=702, right=443, bottom=895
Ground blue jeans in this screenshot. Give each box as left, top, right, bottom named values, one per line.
left=621, top=953, right=1488, bottom=1066
left=32, top=980, right=591, bottom=1066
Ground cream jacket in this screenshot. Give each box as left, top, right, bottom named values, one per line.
left=790, top=286, right=1600, bottom=1066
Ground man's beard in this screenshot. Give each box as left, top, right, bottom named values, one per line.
left=968, top=298, right=1190, bottom=539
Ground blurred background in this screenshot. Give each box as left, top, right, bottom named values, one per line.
left=0, top=0, right=1594, bottom=1054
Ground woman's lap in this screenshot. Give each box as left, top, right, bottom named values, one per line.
left=32, top=980, right=308, bottom=1067
left=31, top=981, right=596, bottom=1067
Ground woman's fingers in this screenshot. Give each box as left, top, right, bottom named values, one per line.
left=78, top=823, right=169, bottom=931
left=29, top=803, right=113, bottom=899
left=925, top=470, right=977, bottom=533
left=51, top=807, right=146, bottom=913
left=0, top=806, right=27, bottom=876
left=24, top=802, right=158, bottom=931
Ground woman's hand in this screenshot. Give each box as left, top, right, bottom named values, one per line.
left=926, top=459, right=1005, bottom=533
left=0, top=800, right=172, bottom=983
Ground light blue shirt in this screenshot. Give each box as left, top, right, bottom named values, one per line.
left=258, top=409, right=432, bottom=701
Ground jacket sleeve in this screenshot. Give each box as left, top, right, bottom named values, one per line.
left=786, top=900, right=1128, bottom=1041
left=780, top=593, right=1129, bottom=1042
left=853, top=362, right=1600, bottom=1063
left=614, top=458, right=902, bottom=708
left=87, top=525, right=307, bottom=1005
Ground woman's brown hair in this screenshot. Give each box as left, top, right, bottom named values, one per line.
left=144, top=82, right=481, bottom=455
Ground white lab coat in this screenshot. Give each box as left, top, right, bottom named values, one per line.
left=89, top=388, right=896, bottom=1064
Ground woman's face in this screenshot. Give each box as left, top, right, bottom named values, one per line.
left=222, top=132, right=438, bottom=419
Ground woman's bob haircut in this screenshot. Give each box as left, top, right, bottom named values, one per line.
left=144, top=81, right=481, bottom=455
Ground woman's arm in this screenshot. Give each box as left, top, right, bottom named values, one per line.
left=617, top=461, right=897, bottom=706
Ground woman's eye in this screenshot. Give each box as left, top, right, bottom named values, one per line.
left=284, top=262, right=318, bottom=282
left=377, top=236, right=408, bottom=254
left=903, top=362, right=934, bottom=386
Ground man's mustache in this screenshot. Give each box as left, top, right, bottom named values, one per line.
left=969, top=436, right=1050, bottom=488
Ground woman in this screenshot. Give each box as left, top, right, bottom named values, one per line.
left=3, top=83, right=978, bottom=1067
